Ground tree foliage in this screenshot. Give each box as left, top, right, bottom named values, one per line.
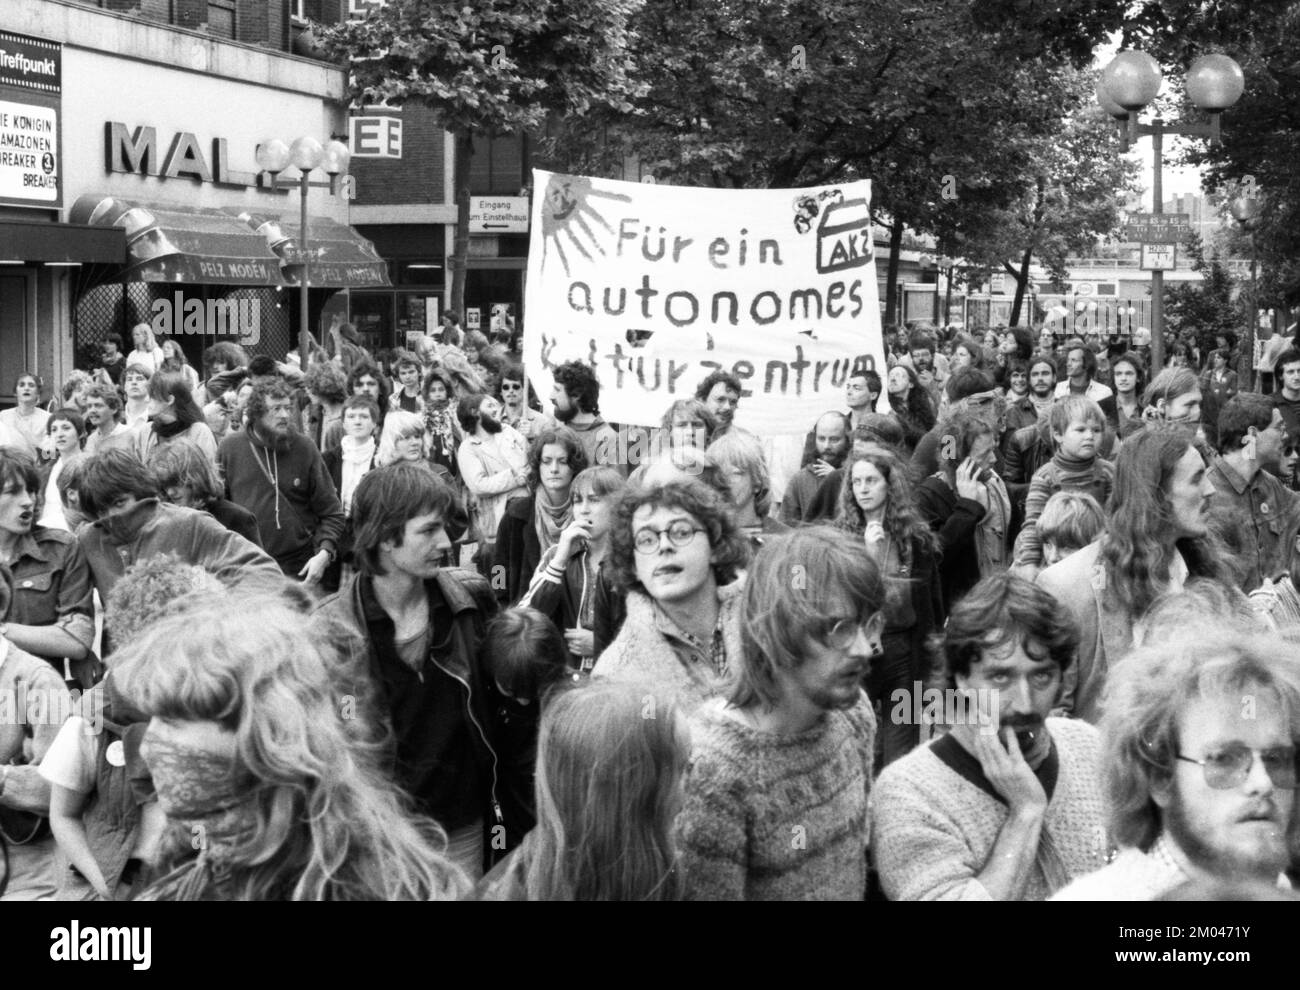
left=315, top=0, right=644, bottom=313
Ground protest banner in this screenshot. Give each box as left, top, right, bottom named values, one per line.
left=523, top=170, right=885, bottom=436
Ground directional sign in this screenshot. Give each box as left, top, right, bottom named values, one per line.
left=1121, top=213, right=1191, bottom=243
left=1140, top=243, right=1176, bottom=270
left=468, top=196, right=529, bottom=233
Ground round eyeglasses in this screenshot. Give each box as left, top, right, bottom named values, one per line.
left=822, top=614, right=884, bottom=652
left=634, top=521, right=705, bottom=554
left=1176, top=745, right=1298, bottom=790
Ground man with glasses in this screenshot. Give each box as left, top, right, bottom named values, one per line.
left=498, top=363, right=548, bottom=444
left=1054, top=631, right=1299, bottom=899
left=873, top=574, right=1108, bottom=901
left=676, top=527, right=885, bottom=900
left=592, top=479, right=749, bottom=712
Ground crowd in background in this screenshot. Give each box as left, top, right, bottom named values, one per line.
left=0, top=309, right=1298, bottom=901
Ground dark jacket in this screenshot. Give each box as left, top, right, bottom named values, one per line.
left=205, top=497, right=263, bottom=548
left=315, top=567, right=520, bottom=868
left=494, top=493, right=545, bottom=606
left=915, top=476, right=988, bottom=610
left=591, top=567, right=627, bottom=661
left=217, top=425, right=345, bottom=574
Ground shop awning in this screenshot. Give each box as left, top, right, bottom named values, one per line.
left=233, top=211, right=391, bottom=288
left=0, top=218, right=125, bottom=264
left=69, top=194, right=288, bottom=286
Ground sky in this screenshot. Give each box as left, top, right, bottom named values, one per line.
left=1094, top=32, right=1207, bottom=205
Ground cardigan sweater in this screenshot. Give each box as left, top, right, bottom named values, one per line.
left=871, top=717, right=1108, bottom=901
left=677, top=695, right=876, bottom=901
left=591, top=581, right=745, bottom=715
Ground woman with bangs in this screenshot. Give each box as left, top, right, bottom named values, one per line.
left=475, top=680, right=689, bottom=901
left=518, top=466, right=626, bottom=672
left=836, top=443, right=943, bottom=766
left=37, top=408, right=86, bottom=533
left=111, top=593, right=470, bottom=901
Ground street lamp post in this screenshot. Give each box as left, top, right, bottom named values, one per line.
left=1098, top=52, right=1245, bottom=372
left=255, top=136, right=352, bottom=367
left=1230, top=193, right=1259, bottom=391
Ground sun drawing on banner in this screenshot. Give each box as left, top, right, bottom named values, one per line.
left=540, top=175, right=632, bottom=278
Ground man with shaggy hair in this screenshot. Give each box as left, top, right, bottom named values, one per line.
left=1054, top=632, right=1299, bottom=899
left=218, top=376, right=345, bottom=585
left=872, top=573, right=1107, bottom=901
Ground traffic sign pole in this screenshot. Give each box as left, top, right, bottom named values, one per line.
left=1151, top=122, right=1164, bottom=371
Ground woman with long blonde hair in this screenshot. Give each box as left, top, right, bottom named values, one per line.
left=475, top=680, right=689, bottom=901
left=112, top=592, right=469, bottom=901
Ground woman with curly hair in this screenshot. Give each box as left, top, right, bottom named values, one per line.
left=112, top=592, right=469, bottom=901
left=836, top=444, right=943, bottom=765
left=476, top=680, right=689, bottom=901
left=1038, top=423, right=1232, bottom=724
left=593, top=479, right=750, bottom=714
left=422, top=368, right=462, bottom=479
left=885, top=364, right=936, bottom=456
left=494, top=425, right=588, bottom=605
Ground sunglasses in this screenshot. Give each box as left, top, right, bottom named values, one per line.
left=1176, top=744, right=1298, bottom=790
left=500, top=384, right=523, bottom=392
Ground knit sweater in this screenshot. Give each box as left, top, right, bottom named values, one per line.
left=871, top=717, right=1108, bottom=900
left=1013, top=452, right=1115, bottom=568
left=676, top=695, right=876, bottom=901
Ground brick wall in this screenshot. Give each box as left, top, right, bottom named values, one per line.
left=352, top=106, right=447, bottom=206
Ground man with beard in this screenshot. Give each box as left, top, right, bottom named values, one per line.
left=1037, top=424, right=1230, bottom=724
left=550, top=361, right=620, bottom=470
left=781, top=412, right=849, bottom=524
left=218, top=377, right=345, bottom=585
left=797, top=368, right=881, bottom=469
left=456, top=393, right=529, bottom=578
left=695, top=370, right=744, bottom=439
left=872, top=573, right=1108, bottom=901
left=81, top=384, right=132, bottom=456
left=906, top=332, right=946, bottom=409
left=676, top=527, right=883, bottom=900
left=1054, top=631, right=1299, bottom=899
left=1053, top=344, right=1113, bottom=403
left=1004, top=358, right=1055, bottom=434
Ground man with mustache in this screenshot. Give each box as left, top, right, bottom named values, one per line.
left=872, top=573, right=1108, bottom=901
left=781, top=412, right=850, bottom=525
left=1055, top=632, right=1299, bottom=899
left=218, top=377, right=345, bottom=587
left=676, top=527, right=885, bottom=900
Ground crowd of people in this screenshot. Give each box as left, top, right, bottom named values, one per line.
left=0, top=311, right=1298, bottom=901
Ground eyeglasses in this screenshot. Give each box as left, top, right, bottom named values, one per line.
left=1176, top=745, right=1298, bottom=790
left=822, top=614, right=885, bottom=652
left=633, top=522, right=705, bottom=554
left=501, top=383, right=523, bottom=392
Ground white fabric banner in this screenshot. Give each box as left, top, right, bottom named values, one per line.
left=523, top=170, right=885, bottom=437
